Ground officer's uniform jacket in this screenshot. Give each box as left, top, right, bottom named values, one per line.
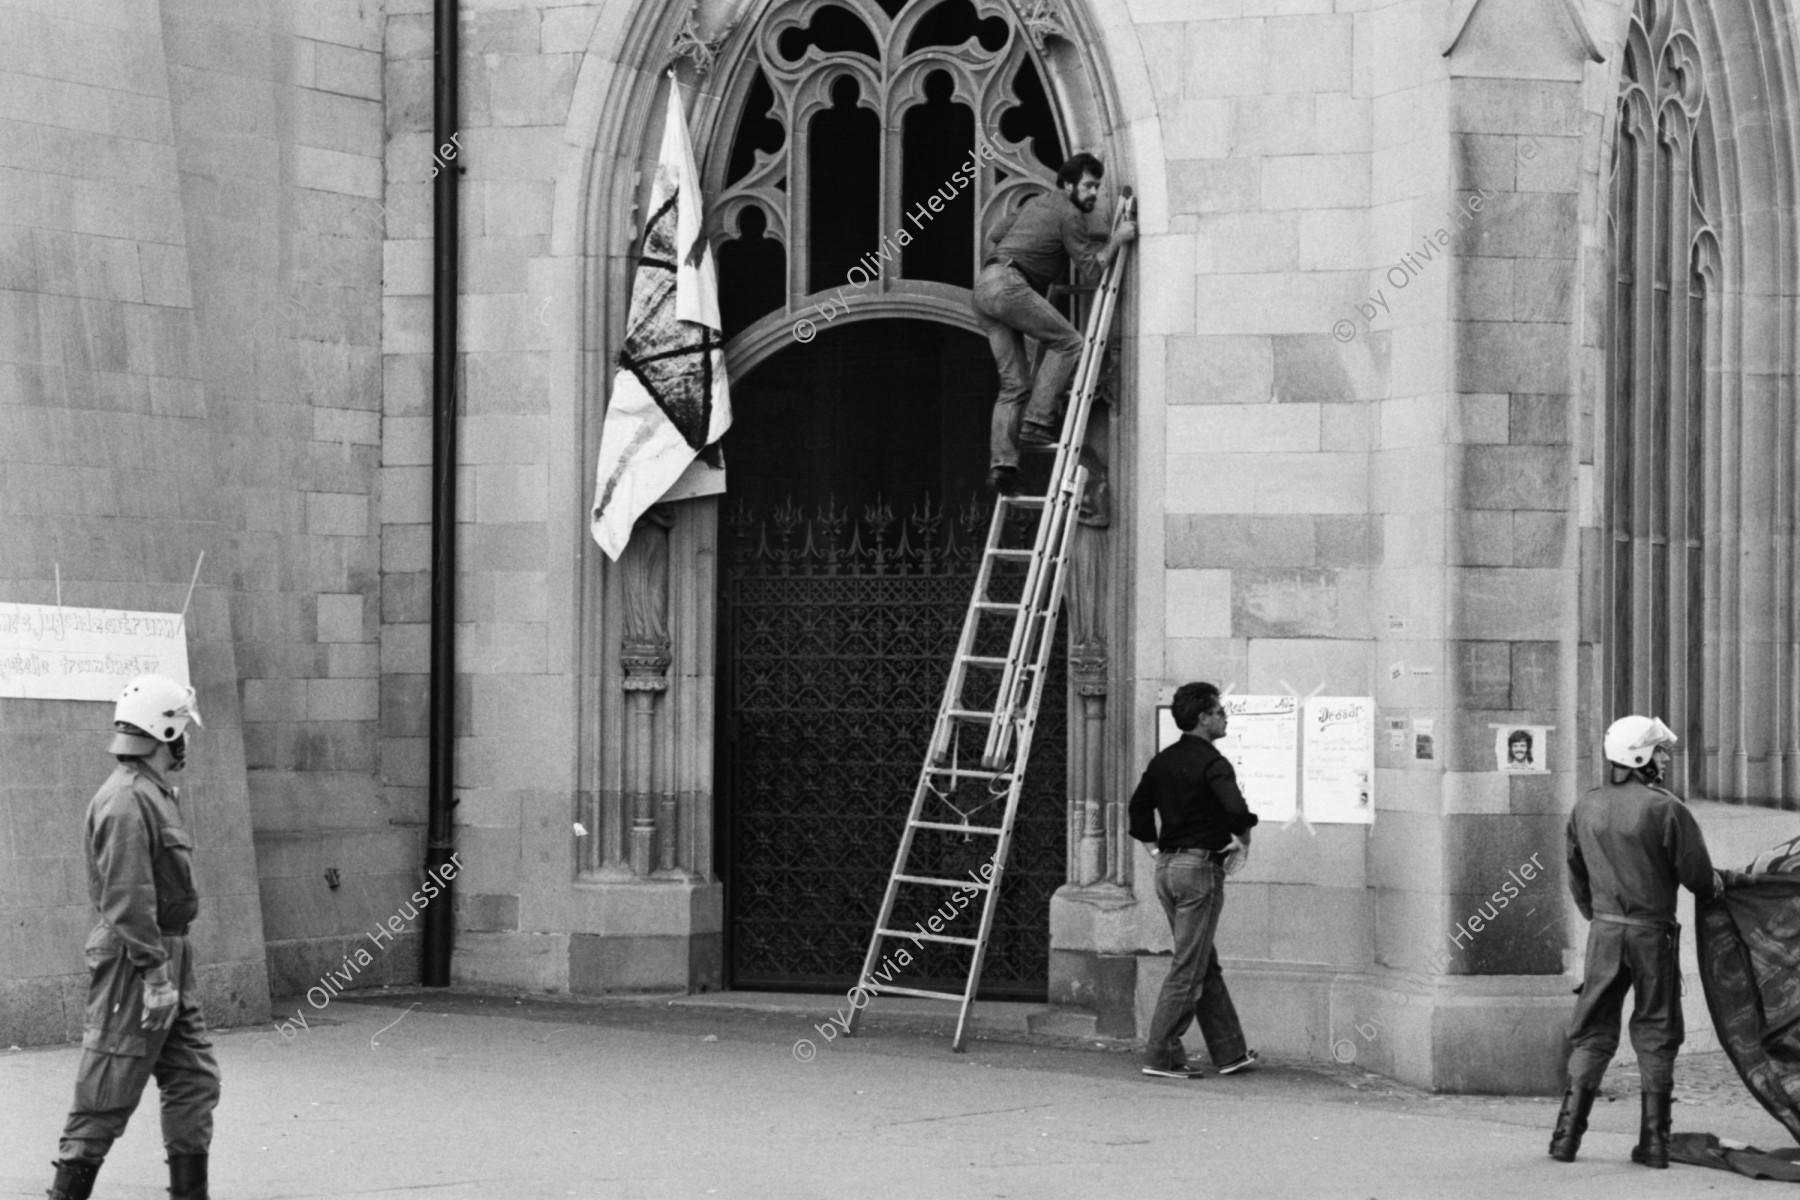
left=1566, top=775, right=1715, bottom=923
left=81, top=760, right=198, bottom=1057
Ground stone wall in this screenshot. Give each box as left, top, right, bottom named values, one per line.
left=382, top=0, right=595, bottom=990
left=0, top=0, right=400, bottom=1045
left=1084, top=0, right=1599, bottom=1092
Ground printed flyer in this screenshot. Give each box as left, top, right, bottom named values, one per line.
left=1303, top=696, right=1375, bottom=824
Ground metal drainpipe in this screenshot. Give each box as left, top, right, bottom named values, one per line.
left=422, top=0, right=460, bottom=987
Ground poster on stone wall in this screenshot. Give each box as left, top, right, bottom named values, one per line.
left=1494, top=724, right=1552, bottom=774
left=1156, top=694, right=1299, bottom=822
left=0, top=603, right=191, bottom=701
left=1302, top=696, right=1375, bottom=825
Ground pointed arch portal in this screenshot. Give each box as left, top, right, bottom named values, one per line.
left=710, top=0, right=1078, bottom=996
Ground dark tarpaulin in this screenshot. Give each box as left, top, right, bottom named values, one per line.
left=1692, top=833, right=1800, bottom=1178
left=1667, top=1134, right=1800, bottom=1182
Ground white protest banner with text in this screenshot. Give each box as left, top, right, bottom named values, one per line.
left=0, top=603, right=191, bottom=701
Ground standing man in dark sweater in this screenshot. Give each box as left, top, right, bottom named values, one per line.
left=972, top=152, right=1136, bottom=496
left=1129, top=681, right=1260, bottom=1079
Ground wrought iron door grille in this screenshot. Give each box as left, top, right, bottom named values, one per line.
left=722, top=492, right=1065, bottom=997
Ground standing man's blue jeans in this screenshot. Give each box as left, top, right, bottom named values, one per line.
left=971, top=262, right=1084, bottom=470
left=1145, top=852, right=1248, bottom=1069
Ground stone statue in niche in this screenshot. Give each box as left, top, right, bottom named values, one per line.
left=1075, top=338, right=1120, bottom=528
left=621, top=504, right=674, bottom=681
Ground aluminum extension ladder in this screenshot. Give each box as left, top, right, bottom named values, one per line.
left=845, top=189, right=1136, bottom=1051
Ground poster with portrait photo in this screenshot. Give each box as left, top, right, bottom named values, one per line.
left=1495, top=725, right=1551, bottom=774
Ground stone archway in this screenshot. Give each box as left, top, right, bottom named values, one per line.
left=551, top=0, right=1169, bottom=992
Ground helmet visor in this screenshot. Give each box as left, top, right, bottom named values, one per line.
left=179, top=689, right=204, bottom=731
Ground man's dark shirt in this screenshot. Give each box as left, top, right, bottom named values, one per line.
left=985, top=191, right=1105, bottom=294
left=1128, top=733, right=1259, bottom=853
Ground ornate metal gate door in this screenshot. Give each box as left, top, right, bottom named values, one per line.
left=718, top=321, right=1064, bottom=999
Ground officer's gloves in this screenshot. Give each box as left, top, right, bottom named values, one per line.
left=1222, top=834, right=1250, bottom=876
left=141, top=963, right=179, bottom=1031
left=1711, top=868, right=1756, bottom=899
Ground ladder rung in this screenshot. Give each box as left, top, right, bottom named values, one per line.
left=908, top=819, right=1005, bottom=834
left=876, top=928, right=981, bottom=948
left=894, top=873, right=993, bottom=890
left=855, top=983, right=966, bottom=1002
left=988, top=549, right=1034, bottom=561
left=972, top=600, right=1020, bottom=611
left=922, top=764, right=1010, bottom=780
left=1000, top=495, right=1045, bottom=508
left=958, top=655, right=1008, bottom=669
left=947, top=708, right=996, bottom=721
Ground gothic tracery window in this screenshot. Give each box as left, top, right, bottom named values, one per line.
left=1602, top=0, right=1720, bottom=795
left=708, top=0, right=1066, bottom=344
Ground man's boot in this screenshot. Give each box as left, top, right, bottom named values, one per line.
left=1631, top=1092, right=1673, bottom=1168
left=1548, top=1086, right=1599, bottom=1162
left=168, top=1152, right=209, bottom=1199
left=45, top=1159, right=101, bottom=1200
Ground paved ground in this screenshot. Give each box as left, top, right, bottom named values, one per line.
left=1, top=987, right=1792, bottom=1199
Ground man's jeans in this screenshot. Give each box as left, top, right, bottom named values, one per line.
left=1145, top=852, right=1248, bottom=1069
left=971, top=263, right=1084, bottom=469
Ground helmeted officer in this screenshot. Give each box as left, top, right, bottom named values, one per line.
left=1550, top=714, right=1734, bottom=1168
left=46, top=675, right=219, bottom=1200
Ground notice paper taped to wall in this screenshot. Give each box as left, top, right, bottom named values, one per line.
left=1303, top=696, right=1375, bottom=824
left=0, top=603, right=191, bottom=701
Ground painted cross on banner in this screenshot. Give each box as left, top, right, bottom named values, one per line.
left=589, top=78, right=731, bottom=560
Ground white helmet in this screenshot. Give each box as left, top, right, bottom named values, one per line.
left=1603, top=715, right=1676, bottom=770
left=112, top=675, right=203, bottom=752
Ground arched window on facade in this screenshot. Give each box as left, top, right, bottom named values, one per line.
left=708, top=0, right=1065, bottom=349
left=1602, top=0, right=1723, bottom=798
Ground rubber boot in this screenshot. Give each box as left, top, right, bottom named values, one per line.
left=1631, top=1092, right=1672, bottom=1168
left=168, top=1152, right=209, bottom=1200
left=45, top=1159, right=101, bottom=1200
left=1548, top=1086, right=1599, bottom=1162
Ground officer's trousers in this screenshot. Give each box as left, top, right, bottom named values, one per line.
left=1565, top=916, right=1682, bottom=1093
left=59, top=931, right=220, bottom=1161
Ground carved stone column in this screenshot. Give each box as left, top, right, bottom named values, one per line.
left=620, top=508, right=673, bottom=877
left=1070, top=649, right=1108, bottom=885
left=1065, top=524, right=1110, bottom=886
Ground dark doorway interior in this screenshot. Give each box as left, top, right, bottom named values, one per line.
left=716, top=318, right=1066, bottom=1000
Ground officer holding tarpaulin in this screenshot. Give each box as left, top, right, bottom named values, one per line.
left=1549, top=714, right=1746, bottom=1169
left=44, top=675, right=220, bottom=1200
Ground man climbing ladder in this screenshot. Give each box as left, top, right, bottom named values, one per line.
left=973, top=152, right=1137, bottom=496
left=846, top=179, right=1135, bottom=1051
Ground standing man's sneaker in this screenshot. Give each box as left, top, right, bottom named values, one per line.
left=1140, top=1062, right=1206, bottom=1079
left=1217, top=1049, right=1260, bottom=1075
